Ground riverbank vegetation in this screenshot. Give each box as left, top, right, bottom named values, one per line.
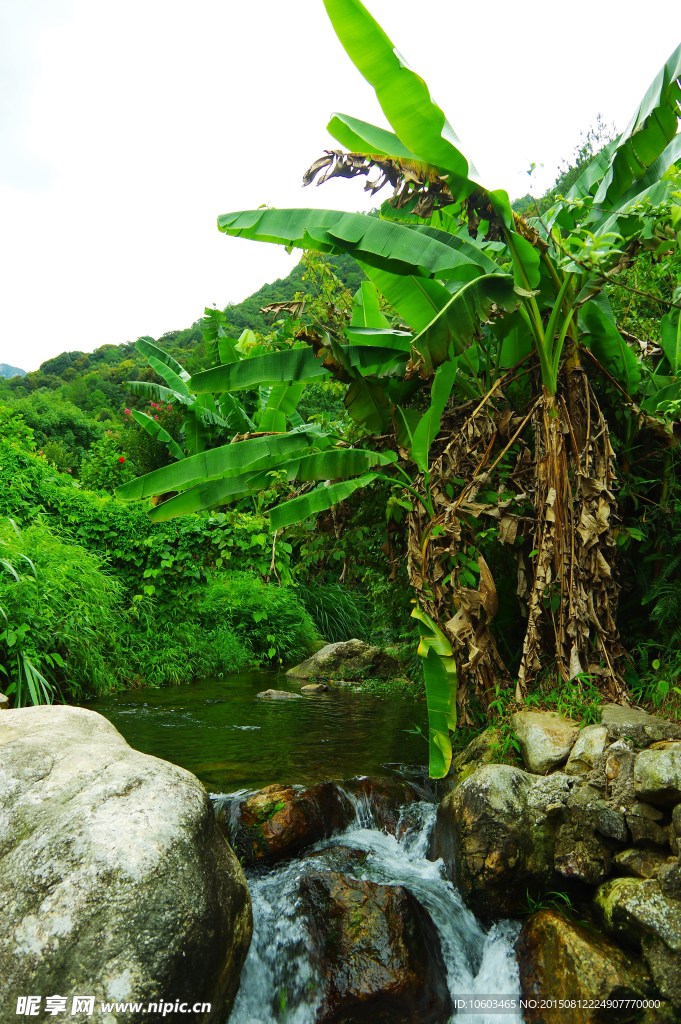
left=2, top=0, right=681, bottom=783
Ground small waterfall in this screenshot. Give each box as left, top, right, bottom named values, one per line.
left=227, top=793, right=524, bottom=1024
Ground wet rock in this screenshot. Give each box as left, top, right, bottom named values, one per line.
left=433, top=764, right=570, bottom=916
left=600, top=704, right=681, bottom=748
left=437, top=729, right=501, bottom=797
left=301, top=683, right=330, bottom=694
left=595, top=876, right=681, bottom=1006
left=592, top=800, right=629, bottom=843
left=300, top=870, right=451, bottom=1024
left=613, top=848, right=671, bottom=879
left=554, top=824, right=612, bottom=886
left=626, top=802, right=669, bottom=847
left=286, top=639, right=400, bottom=682
left=256, top=688, right=302, bottom=699
left=0, top=705, right=252, bottom=1023
left=0, top=692, right=9, bottom=711
left=565, top=724, right=607, bottom=776
left=671, top=804, right=681, bottom=856
left=516, top=908, right=653, bottom=1022
left=511, top=711, right=579, bottom=775
left=635, top=748, right=681, bottom=806
left=223, top=782, right=350, bottom=865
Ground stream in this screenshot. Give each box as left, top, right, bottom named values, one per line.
left=86, top=672, right=524, bottom=1023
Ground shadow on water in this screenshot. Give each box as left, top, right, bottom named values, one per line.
left=84, top=671, right=429, bottom=793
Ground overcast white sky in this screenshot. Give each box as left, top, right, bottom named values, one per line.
left=2, top=0, right=680, bottom=371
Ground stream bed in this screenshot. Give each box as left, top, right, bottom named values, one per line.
left=86, top=672, right=524, bottom=1023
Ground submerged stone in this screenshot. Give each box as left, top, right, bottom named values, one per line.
left=0, top=705, right=252, bottom=1023
left=300, top=870, right=451, bottom=1024
left=256, top=688, right=302, bottom=699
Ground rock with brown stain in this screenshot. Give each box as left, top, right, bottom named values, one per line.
left=613, top=847, right=671, bottom=880
left=512, top=711, right=579, bottom=775
left=223, top=783, right=351, bottom=865
left=300, top=870, right=451, bottom=1024
left=516, top=908, right=653, bottom=1023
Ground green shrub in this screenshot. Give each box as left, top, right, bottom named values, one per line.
left=79, top=431, right=135, bottom=492
left=296, top=582, right=369, bottom=643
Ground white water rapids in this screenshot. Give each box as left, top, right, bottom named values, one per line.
left=224, top=789, right=525, bottom=1024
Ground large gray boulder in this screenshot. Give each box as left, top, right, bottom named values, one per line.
left=286, top=639, right=400, bottom=682
left=600, top=705, right=681, bottom=748
left=635, top=747, right=681, bottom=806
left=0, top=706, right=252, bottom=1023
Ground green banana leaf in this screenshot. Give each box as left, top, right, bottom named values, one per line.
left=126, top=380, right=195, bottom=407
left=217, top=208, right=497, bottom=281
left=411, top=274, right=516, bottom=370
left=270, top=472, right=380, bottom=530
left=190, top=348, right=329, bottom=394
left=411, top=604, right=457, bottom=778
left=359, top=263, right=452, bottom=332
left=351, top=280, right=390, bottom=328
left=148, top=471, right=261, bottom=523
left=135, top=338, right=190, bottom=381
left=661, top=311, right=681, bottom=375
left=259, top=383, right=306, bottom=433
left=343, top=327, right=413, bottom=351
left=595, top=42, right=681, bottom=209
left=115, top=427, right=324, bottom=500
left=130, top=410, right=185, bottom=461
left=326, top=112, right=417, bottom=159
left=408, top=224, right=500, bottom=276
left=410, top=360, right=458, bottom=473
left=322, top=0, right=480, bottom=206
left=507, top=231, right=541, bottom=290
left=581, top=300, right=641, bottom=395
left=345, top=376, right=392, bottom=432
left=183, top=408, right=210, bottom=457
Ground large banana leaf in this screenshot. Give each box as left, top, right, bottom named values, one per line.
left=183, top=408, right=210, bottom=457
left=411, top=274, right=516, bottom=369
left=136, top=338, right=190, bottom=381
left=217, top=208, right=496, bottom=281
left=270, top=472, right=380, bottom=530
left=408, top=224, right=500, bottom=276
left=343, top=327, right=412, bottom=351
left=595, top=42, right=681, bottom=209
left=661, top=311, right=681, bottom=374
left=322, top=0, right=477, bottom=201
left=326, top=112, right=416, bottom=159
left=147, top=355, right=193, bottom=397
left=581, top=299, right=641, bottom=395
left=130, top=410, right=185, bottom=461
left=190, top=348, right=329, bottom=394
left=345, top=376, right=392, bottom=432
left=148, top=471, right=261, bottom=523
left=351, top=280, right=390, bottom=328
left=358, top=263, right=452, bottom=332
left=115, top=427, right=323, bottom=500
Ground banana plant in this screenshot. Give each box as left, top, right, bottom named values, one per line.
left=119, top=0, right=681, bottom=776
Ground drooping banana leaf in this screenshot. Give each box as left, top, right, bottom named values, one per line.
left=130, top=410, right=185, bottom=461
left=358, top=263, right=451, bottom=332
left=147, top=356, right=193, bottom=398
left=351, top=280, right=390, bottom=328
left=407, top=224, right=500, bottom=276
left=115, top=426, right=325, bottom=500
left=183, top=408, right=210, bottom=457
left=135, top=338, right=190, bottom=381
left=411, top=604, right=457, bottom=778
left=269, top=472, right=380, bottom=530
left=661, top=311, right=681, bottom=375
left=345, top=376, right=392, bottom=432
left=343, top=327, right=413, bottom=350
left=148, top=470, right=262, bottom=523
left=595, top=42, right=681, bottom=209
left=217, top=208, right=498, bottom=281
left=190, top=348, right=329, bottom=394
left=411, top=274, right=516, bottom=370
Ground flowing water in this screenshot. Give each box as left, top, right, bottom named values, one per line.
left=86, top=672, right=524, bottom=1023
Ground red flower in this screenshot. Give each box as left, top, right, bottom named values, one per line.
left=118, top=456, right=125, bottom=463
left=154, top=415, right=159, bottom=420
left=167, top=404, right=171, bottom=411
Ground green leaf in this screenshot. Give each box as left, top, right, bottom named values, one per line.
left=190, top=348, right=329, bottom=394
left=217, top=208, right=498, bottom=281
left=148, top=471, right=262, bottom=522
left=359, top=263, right=452, bottom=332
left=661, top=312, right=681, bottom=375
left=323, top=0, right=478, bottom=202
left=326, top=112, right=416, bottom=158
left=410, top=360, right=458, bottom=472
left=126, top=380, right=194, bottom=407
left=135, top=337, right=190, bottom=381
left=411, top=605, right=456, bottom=778
left=183, top=408, right=210, bottom=458
left=595, top=42, right=681, bottom=208
left=581, top=299, right=641, bottom=394
left=270, top=472, right=380, bottom=530
left=130, top=410, right=185, bottom=460
left=411, top=274, right=516, bottom=370
left=115, top=427, right=324, bottom=500
left=507, top=231, right=541, bottom=290
left=344, top=376, right=392, bottom=432
left=258, top=383, right=306, bottom=433
left=146, top=356, right=193, bottom=398
left=351, top=280, right=390, bottom=328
